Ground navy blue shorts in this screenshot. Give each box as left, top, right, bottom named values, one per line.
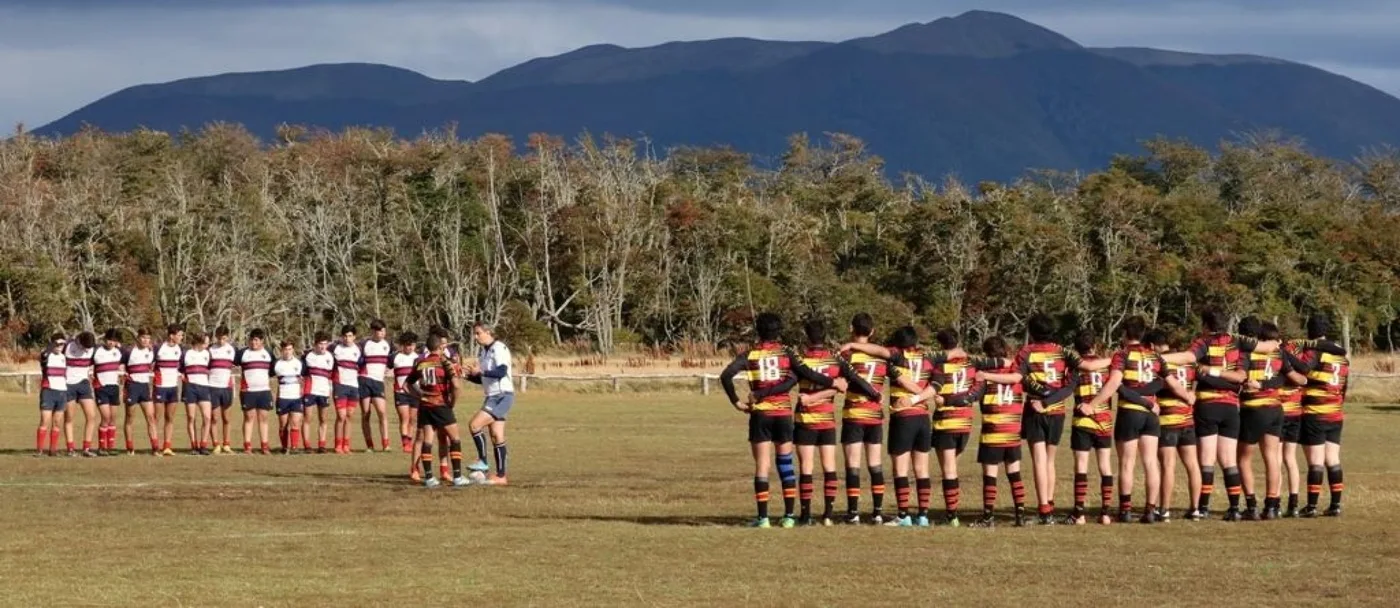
left=241, top=391, right=273, bottom=411
left=67, top=380, right=94, bottom=402
left=155, top=386, right=181, bottom=405
left=276, top=398, right=304, bottom=415
left=359, top=378, right=385, bottom=399
left=40, top=389, right=68, bottom=412
left=125, top=382, right=152, bottom=405
left=95, top=384, right=122, bottom=406
left=209, top=387, right=234, bottom=408
left=482, top=393, right=515, bottom=421
left=303, top=395, right=330, bottom=409
left=395, top=392, right=418, bottom=409
left=333, top=384, right=360, bottom=402
left=183, top=384, right=211, bottom=404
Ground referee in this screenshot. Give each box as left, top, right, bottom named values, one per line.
left=464, top=322, right=514, bottom=486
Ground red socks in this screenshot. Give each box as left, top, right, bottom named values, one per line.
left=36, top=428, right=46, bottom=453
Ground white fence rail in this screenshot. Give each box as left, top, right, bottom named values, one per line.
left=0, top=371, right=737, bottom=395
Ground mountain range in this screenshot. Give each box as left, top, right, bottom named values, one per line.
left=35, top=10, right=1400, bottom=182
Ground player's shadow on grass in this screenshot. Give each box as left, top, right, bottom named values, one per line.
left=1366, top=405, right=1400, bottom=413
left=261, top=471, right=413, bottom=487
left=509, top=514, right=742, bottom=527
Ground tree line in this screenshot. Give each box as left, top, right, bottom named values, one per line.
left=2, top=125, right=1399, bottom=354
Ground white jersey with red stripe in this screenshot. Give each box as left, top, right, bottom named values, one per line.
left=124, top=347, right=155, bottom=384
left=391, top=351, right=420, bottom=394
left=274, top=358, right=304, bottom=400
left=64, top=343, right=94, bottom=385
left=93, top=346, right=125, bottom=387
left=331, top=342, right=362, bottom=387
left=207, top=343, right=237, bottom=389
left=236, top=347, right=274, bottom=392
left=154, top=343, right=184, bottom=388
left=40, top=351, right=68, bottom=392
left=360, top=339, right=391, bottom=381
left=303, top=351, right=334, bottom=397
left=182, top=348, right=212, bottom=387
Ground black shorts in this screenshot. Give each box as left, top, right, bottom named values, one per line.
left=1070, top=427, right=1112, bottom=451
left=303, top=395, right=330, bottom=409
left=209, top=387, right=234, bottom=409
left=241, top=392, right=273, bottom=411
left=1239, top=407, right=1284, bottom=444
left=276, top=398, right=304, bottom=415
left=840, top=421, right=883, bottom=445
left=95, top=385, right=122, bottom=406
left=359, top=378, right=386, bottom=399
left=333, top=384, right=360, bottom=402
left=748, top=414, right=794, bottom=444
left=794, top=426, right=837, bottom=446
left=1300, top=417, right=1342, bottom=447
left=887, top=416, right=932, bottom=454
left=977, top=444, right=1022, bottom=465
left=1022, top=412, right=1065, bottom=445
left=155, top=386, right=181, bottom=405
left=1114, top=409, right=1161, bottom=442
left=417, top=405, right=458, bottom=429
left=395, top=392, right=419, bottom=409
left=1194, top=403, right=1241, bottom=439
left=1160, top=426, right=1197, bottom=448
left=124, top=382, right=151, bottom=405
left=182, top=384, right=211, bottom=404
left=1282, top=416, right=1302, bottom=443
left=66, top=380, right=94, bottom=402
left=932, top=430, right=969, bottom=454
left=40, top=389, right=68, bottom=412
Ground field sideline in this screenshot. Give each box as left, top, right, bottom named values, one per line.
left=1, top=391, right=1398, bottom=606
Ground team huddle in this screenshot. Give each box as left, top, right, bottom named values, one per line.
left=33, top=320, right=517, bottom=488
left=720, top=310, right=1349, bottom=528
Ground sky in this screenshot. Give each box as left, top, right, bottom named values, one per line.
left=2, top=0, right=1398, bottom=130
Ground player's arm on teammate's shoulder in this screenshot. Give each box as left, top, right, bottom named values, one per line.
left=786, top=347, right=840, bottom=391
left=719, top=350, right=751, bottom=411
left=836, top=358, right=879, bottom=400
left=840, top=341, right=892, bottom=359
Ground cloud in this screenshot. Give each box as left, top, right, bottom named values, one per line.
left=1, top=0, right=1397, bottom=129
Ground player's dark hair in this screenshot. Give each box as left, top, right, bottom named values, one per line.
left=1121, top=316, right=1148, bottom=341
left=370, top=319, right=386, bottom=331
left=166, top=323, right=183, bottom=336
left=137, top=327, right=151, bottom=338
left=1201, top=307, right=1227, bottom=333
left=77, top=331, right=95, bottom=349
left=934, top=328, right=959, bottom=350
left=1143, top=328, right=1169, bottom=347
left=850, top=313, right=874, bottom=338
left=755, top=312, right=783, bottom=341
left=429, top=325, right=449, bottom=339
left=1307, top=314, right=1331, bottom=339
left=803, top=319, right=826, bottom=346
left=313, top=331, right=332, bottom=343
left=190, top=332, right=207, bottom=345
left=214, top=325, right=230, bottom=338
left=1028, top=313, right=1055, bottom=342
left=279, top=340, right=296, bottom=349
left=1072, top=330, right=1096, bottom=356
left=50, top=332, right=66, bottom=344
left=1237, top=315, right=1261, bottom=338
left=102, top=328, right=120, bottom=342
left=1260, top=322, right=1281, bottom=341
left=249, top=328, right=266, bottom=340
left=427, top=334, right=446, bottom=351
left=982, top=336, right=1008, bottom=359
left=340, top=324, right=356, bottom=336
left=398, top=331, right=418, bottom=346
left=889, top=325, right=918, bottom=349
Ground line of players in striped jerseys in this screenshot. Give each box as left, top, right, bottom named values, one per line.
left=32, top=321, right=516, bottom=487
left=719, top=309, right=1350, bottom=528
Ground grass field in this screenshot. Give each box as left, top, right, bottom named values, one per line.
left=1, top=391, right=1398, bottom=607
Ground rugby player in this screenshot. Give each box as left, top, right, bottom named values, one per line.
left=273, top=340, right=305, bottom=454
left=1151, top=331, right=1202, bottom=522
left=793, top=319, right=877, bottom=525
left=302, top=332, right=335, bottom=453
left=1237, top=320, right=1288, bottom=520
left=973, top=336, right=1028, bottom=527
left=121, top=328, right=160, bottom=455
left=834, top=313, right=893, bottom=525
left=359, top=319, right=394, bottom=452
left=93, top=329, right=125, bottom=455
left=1280, top=340, right=1306, bottom=517
left=1068, top=331, right=1115, bottom=525
left=720, top=312, right=844, bottom=528
left=463, top=322, right=517, bottom=485
left=407, top=334, right=470, bottom=488
left=182, top=333, right=214, bottom=455
left=153, top=324, right=185, bottom=456
left=1294, top=314, right=1349, bottom=518
left=865, top=327, right=943, bottom=527
left=393, top=333, right=423, bottom=478
left=331, top=325, right=363, bottom=453
left=65, top=331, right=98, bottom=457
left=207, top=326, right=238, bottom=454
left=37, top=334, right=68, bottom=457
left=236, top=329, right=275, bottom=454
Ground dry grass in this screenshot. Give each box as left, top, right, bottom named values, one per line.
left=0, top=391, right=1397, bottom=606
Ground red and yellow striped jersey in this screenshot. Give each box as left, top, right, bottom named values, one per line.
left=979, top=363, right=1024, bottom=447
left=1014, top=342, right=1082, bottom=415
left=1159, top=362, right=1196, bottom=429
left=1188, top=332, right=1242, bottom=406
left=1299, top=346, right=1349, bottom=422
left=1242, top=350, right=1286, bottom=408
left=888, top=347, right=934, bottom=418
left=796, top=348, right=842, bottom=429
left=929, top=353, right=1001, bottom=432
left=842, top=351, right=887, bottom=425
left=742, top=342, right=796, bottom=416
left=1111, top=345, right=1163, bottom=412
left=1073, top=368, right=1112, bottom=436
